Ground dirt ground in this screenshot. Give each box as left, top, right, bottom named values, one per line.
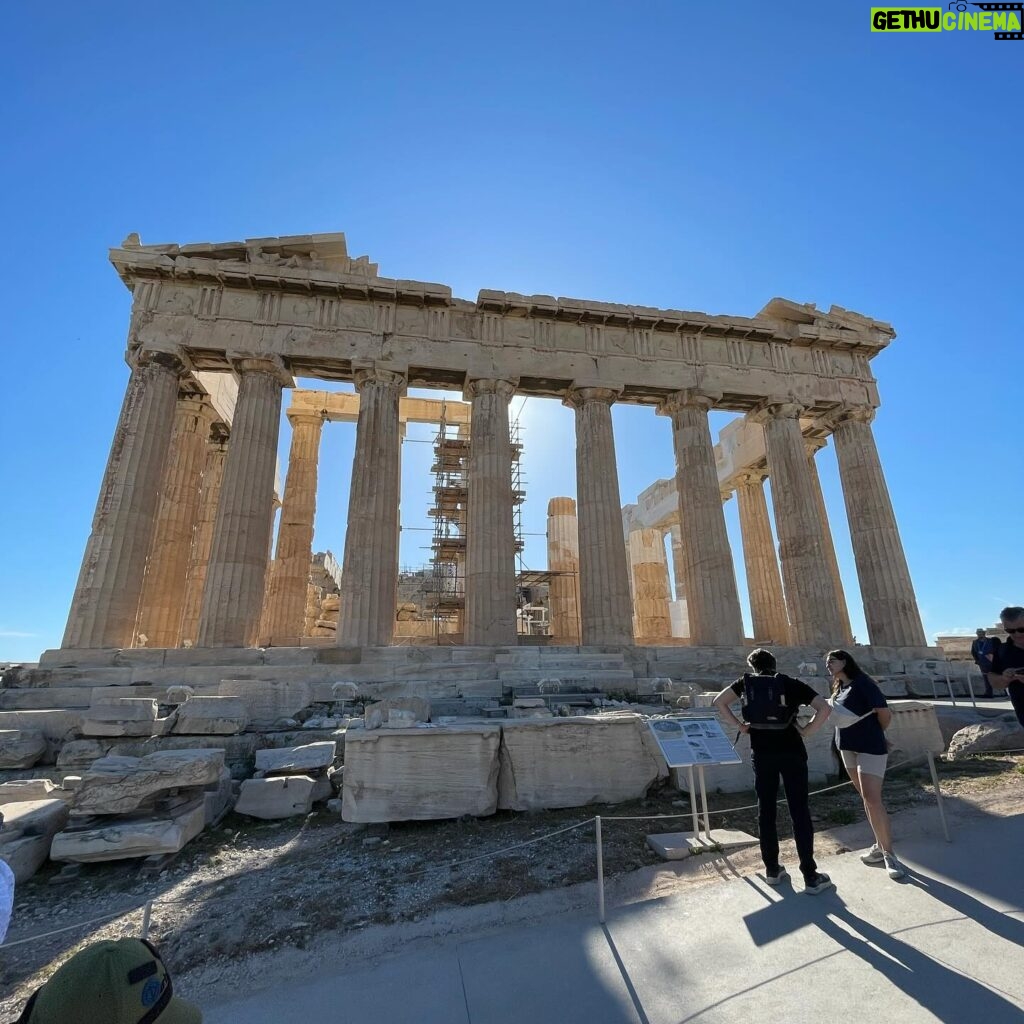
left=1, top=753, right=1021, bottom=1022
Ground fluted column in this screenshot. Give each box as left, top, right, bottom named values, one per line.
left=564, top=387, right=634, bottom=647
left=198, top=355, right=291, bottom=647
left=735, top=471, right=790, bottom=644
left=337, top=367, right=406, bottom=647
left=806, top=439, right=853, bottom=643
left=463, top=378, right=518, bottom=646
left=262, top=409, right=325, bottom=642
left=178, top=423, right=229, bottom=646
left=546, top=497, right=581, bottom=644
left=134, top=392, right=217, bottom=648
left=63, top=349, right=186, bottom=649
left=659, top=390, right=744, bottom=645
left=628, top=528, right=672, bottom=640
left=828, top=406, right=927, bottom=647
left=668, top=523, right=687, bottom=600
left=753, top=402, right=846, bottom=647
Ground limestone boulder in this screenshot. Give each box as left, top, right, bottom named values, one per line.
left=50, top=799, right=206, bottom=863
left=0, top=730, right=46, bottom=769
left=81, top=699, right=158, bottom=738
left=73, top=749, right=226, bottom=815
left=947, top=719, right=1024, bottom=760
left=172, top=697, right=249, bottom=736
left=364, top=697, right=431, bottom=731
left=255, top=741, right=336, bottom=776
left=234, top=776, right=318, bottom=819
left=0, top=798, right=71, bottom=881
left=498, top=716, right=663, bottom=811
left=342, top=724, right=501, bottom=822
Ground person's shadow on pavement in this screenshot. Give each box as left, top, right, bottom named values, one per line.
left=739, top=883, right=1022, bottom=1023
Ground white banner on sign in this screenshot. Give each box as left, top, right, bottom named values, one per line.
left=647, top=717, right=742, bottom=768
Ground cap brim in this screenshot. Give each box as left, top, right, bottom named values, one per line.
left=156, top=995, right=204, bottom=1024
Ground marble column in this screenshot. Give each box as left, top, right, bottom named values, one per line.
left=828, top=406, right=927, bottom=648
left=198, top=356, right=290, bottom=647
left=63, top=349, right=186, bottom=650
left=546, top=497, right=581, bottom=644
left=753, top=402, right=846, bottom=647
left=337, top=367, right=406, bottom=647
left=668, top=523, right=687, bottom=600
left=262, top=409, right=325, bottom=643
left=628, top=528, right=672, bottom=640
left=806, top=439, right=853, bottom=644
left=463, top=378, right=518, bottom=646
left=565, top=387, right=634, bottom=647
left=735, top=471, right=790, bottom=644
left=178, top=422, right=229, bottom=647
left=659, top=390, right=744, bottom=645
left=135, top=392, right=218, bottom=648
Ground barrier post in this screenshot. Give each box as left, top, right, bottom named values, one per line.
left=963, top=663, right=977, bottom=711
left=926, top=753, right=951, bottom=843
left=595, top=816, right=605, bottom=924
left=697, top=765, right=711, bottom=840
left=141, top=901, right=153, bottom=940
left=944, top=666, right=957, bottom=707
left=687, top=766, right=699, bottom=836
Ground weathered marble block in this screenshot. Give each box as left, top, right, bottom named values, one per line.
left=81, top=699, right=159, bottom=738
left=0, top=730, right=46, bottom=769
left=342, top=724, right=501, bottom=823
left=364, top=697, right=431, bottom=730
left=50, top=800, right=206, bottom=863
left=73, top=749, right=225, bottom=815
left=0, top=779, right=69, bottom=803
left=255, top=741, right=336, bottom=775
left=218, top=679, right=312, bottom=723
left=234, top=776, right=318, bottom=819
left=498, top=716, right=663, bottom=811
left=0, top=798, right=71, bottom=881
left=172, top=697, right=249, bottom=736
left=57, top=739, right=111, bottom=770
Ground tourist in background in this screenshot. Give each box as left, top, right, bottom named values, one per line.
left=713, top=648, right=834, bottom=895
left=989, top=605, right=1024, bottom=728
left=970, top=628, right=997, bottom=698
left=826, top=649, right=906, bottom=880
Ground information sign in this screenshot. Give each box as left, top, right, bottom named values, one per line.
left=647, top=716, right=742, bottom=768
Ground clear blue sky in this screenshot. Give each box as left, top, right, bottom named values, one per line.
left=2, top=1, right=1021, bottom=662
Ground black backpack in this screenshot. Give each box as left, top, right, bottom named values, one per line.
left=741, top=673, right=798, bottom=730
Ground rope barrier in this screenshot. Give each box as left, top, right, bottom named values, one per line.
left=0, top=906, right=141, bottom=950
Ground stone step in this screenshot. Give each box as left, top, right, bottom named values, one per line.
left=494, top=656, right=627, bottom=671
left=0, top=686, right=159, bottom=711
left=496, top=669, right=636, bottom=685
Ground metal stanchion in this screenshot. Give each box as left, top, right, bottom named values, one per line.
left=926, top=753, right=951, bottom=843
left=687, top=766, right=699, bottom=836
left=697, top=765, right=711, bottom=840
left=595, top=816, right=605, bottom=924
left=141, top=901, right=153, bottom=940
left=963, top=663, right=977, bottom=711
left=944, top=667, right=957, bottom=707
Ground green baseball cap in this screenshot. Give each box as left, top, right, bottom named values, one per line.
left=18, top=938, right=201, bottom=1024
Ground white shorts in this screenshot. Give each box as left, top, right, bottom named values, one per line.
left=841, top=749, right=888, bottom=779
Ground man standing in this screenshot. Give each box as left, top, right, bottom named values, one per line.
left=989, top=606, right=1024, bottom=728
left=713, top=648, right=834, bottom=894
left=970, top=628, right=996, bottom=698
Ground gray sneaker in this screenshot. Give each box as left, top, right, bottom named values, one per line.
left=884, top=854, right=907, bottom=880
left=860, top=844, right=884, bottom=865
left=803, top=872, right=835, bottom=895
left=765, top=866, right=789, bottom=886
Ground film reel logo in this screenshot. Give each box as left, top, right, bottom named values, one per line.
left=959, top=2, right=1024, bottom=40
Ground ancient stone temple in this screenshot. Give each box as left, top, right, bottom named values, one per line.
left=43, top=230, right=933, bottom=688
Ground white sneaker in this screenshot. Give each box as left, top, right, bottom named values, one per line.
left=884, top=854, right=907, bottom=880
left=860, top=844, right=884, bottom=865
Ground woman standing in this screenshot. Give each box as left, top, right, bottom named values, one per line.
left=825, top=649, right=906, bottom=880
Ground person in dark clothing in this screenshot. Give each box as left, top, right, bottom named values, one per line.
left=970, top=628, right=996, bottom=698
left=713, top=648, right=833, bottom=894
left=989, top=605, right=1024, bottom=728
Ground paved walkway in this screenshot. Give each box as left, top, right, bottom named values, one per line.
left=204, top=807, right=1024, bottom=1024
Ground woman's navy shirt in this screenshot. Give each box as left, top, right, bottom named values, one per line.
left=833, top=672, right=888, bottom=755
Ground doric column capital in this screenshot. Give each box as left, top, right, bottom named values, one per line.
left=353, top=366, right=407, bottom=393
left=736, top=469, right=769, bottom=488
left=129, top=346, right=192, bottom=377
left=826, top=404, right=877, bottom=428
left=286, top=406, right=327, bottom=427
left=657, top=388, right=722, bottom=417
left=464, top=377, right=517, bottom=402
left=750, top=399, right=807, bottom=424
left=563, top=385, right=621, bottom=410
left=804, top=435, right=829, bottom=457
left=720, top=487, right=734, bottom=504
left=227, top=352, right=293, bottom=387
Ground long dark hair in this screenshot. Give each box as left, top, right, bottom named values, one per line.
left=827, top=649, right=864, bottom=697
